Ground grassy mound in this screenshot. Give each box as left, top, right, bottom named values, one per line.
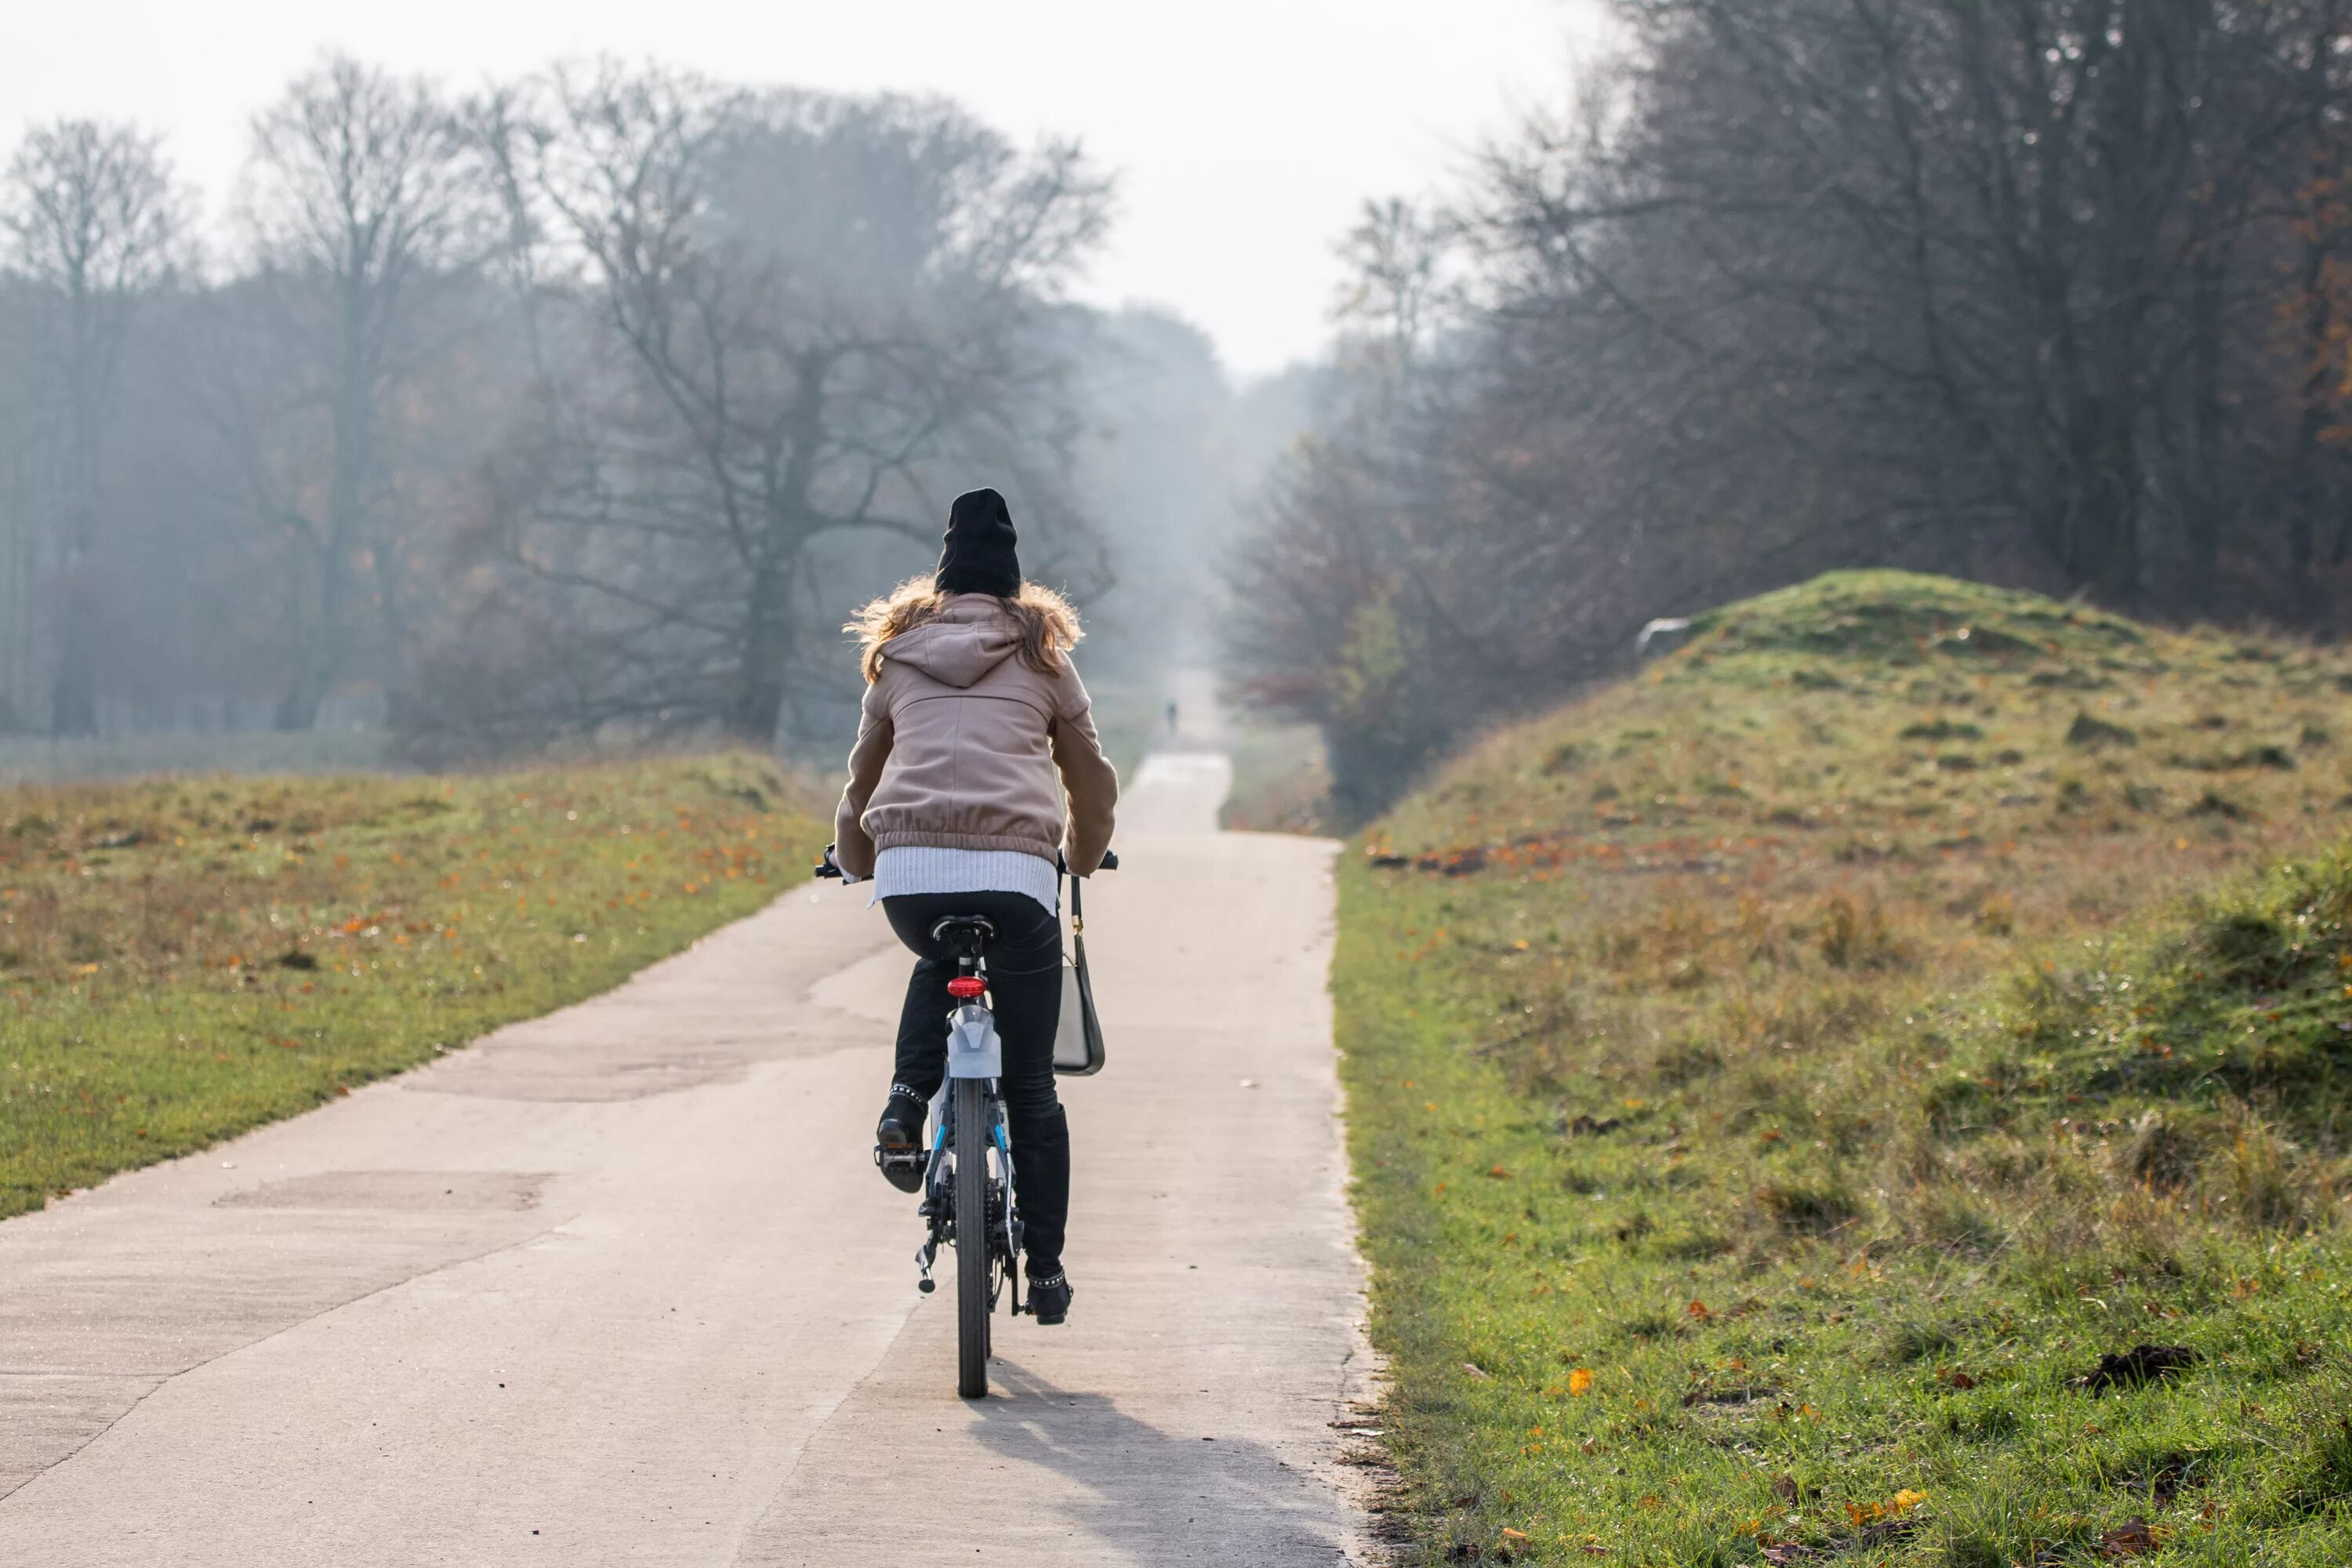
left=0, top=755, right=822, bottom=1219
left=1341, top=572, right=2352, bottom=1563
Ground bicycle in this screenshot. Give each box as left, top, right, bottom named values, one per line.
left=815, top=848, right=1115, bottom=1399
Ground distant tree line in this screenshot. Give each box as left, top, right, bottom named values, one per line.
left=1230, top=0, right=2352, bottom=820
left=0, top=56, right=1269, bottom=757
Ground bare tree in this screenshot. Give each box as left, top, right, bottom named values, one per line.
left=1231, top=0, right=2352, bottom=816
left=434, top=64, right=1112, bottom=748
left=1, top=121, right=186, bottom=735
left=232, top=55, right=488, bottom=730
left=1330, top=198, right=1456, bottom=381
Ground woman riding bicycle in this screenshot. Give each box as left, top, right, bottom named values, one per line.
left=829, top=488, right=1116, bottom=1327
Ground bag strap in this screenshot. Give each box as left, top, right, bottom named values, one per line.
left=1069, top=866, right=1085, bottom=935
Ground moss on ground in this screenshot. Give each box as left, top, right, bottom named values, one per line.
left=0, top=754, right=822, bottom=1219
left=1340, top=572, right=2352, bottom=1563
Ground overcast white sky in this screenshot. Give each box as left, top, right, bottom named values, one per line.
left=0, top=0, right=1610, bottom=379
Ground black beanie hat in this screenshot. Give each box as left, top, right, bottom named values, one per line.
left=935, top=488, right=1021, bottom=598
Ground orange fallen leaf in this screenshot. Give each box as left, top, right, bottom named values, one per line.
left=1568, top=1367, right=1594, bottom=1396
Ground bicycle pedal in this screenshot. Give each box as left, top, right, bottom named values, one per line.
left=873, top=1142, right=925, bottom=1195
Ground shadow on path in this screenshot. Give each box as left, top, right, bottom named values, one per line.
left=958, top=1358, right=1352, bottom=1565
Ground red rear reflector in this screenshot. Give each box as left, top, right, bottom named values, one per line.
left=947, top=977, right=986, bottom=999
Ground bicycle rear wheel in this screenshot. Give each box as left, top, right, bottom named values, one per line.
left=953, top=1076, right=990, bottom=1399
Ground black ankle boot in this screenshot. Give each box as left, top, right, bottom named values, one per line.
left=873, top=1090, right=927, bottom=1194
left=1025, top=1265, right=1073, bottom=1325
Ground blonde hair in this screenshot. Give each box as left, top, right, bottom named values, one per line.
left=847, top=574, right=1083, bottom=684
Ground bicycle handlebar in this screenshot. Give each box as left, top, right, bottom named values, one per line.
left=812, top=846, right=1117, bottom=880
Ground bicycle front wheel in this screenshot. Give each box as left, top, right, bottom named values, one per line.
left=953, top=1076, right=990, bottom=1399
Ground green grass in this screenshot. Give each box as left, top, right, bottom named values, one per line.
left=1, top=754, right=823, bottom=1219
left=1339, top=572, right=2352, bottom=1563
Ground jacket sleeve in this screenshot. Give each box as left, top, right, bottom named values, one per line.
left=833, top=677, right=893, bottom=879
left=1050, top=663, right=1120, bottom=875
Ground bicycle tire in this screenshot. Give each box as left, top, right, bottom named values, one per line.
left=954, top=1076, right=990, bottom=1399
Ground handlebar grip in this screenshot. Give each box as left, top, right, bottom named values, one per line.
left=812, top=862, right=844, bottom=880
left=1098, top=850, right=1119, bottom=871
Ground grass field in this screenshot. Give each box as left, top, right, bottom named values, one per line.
left=1340, top=572, right=2352, bottom=1564
left=0, top=753, right=822, bottom=1221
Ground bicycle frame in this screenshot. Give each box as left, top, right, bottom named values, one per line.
left=911, top=936, right=1024, bottom=1328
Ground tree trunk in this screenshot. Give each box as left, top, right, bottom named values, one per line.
left=280, top=280, right=378, bottom=731
left=46, top=535, right=99, bottom=737
left=2060, top=413, right=2144, bottom=611
left=47, top=304, right=103, bottom=737
left=724, top=354, right=828, bottom=744
left=2285, top=203, right=2340, bottom=622
left=726, top=554, right=794, bottom=742
left=2178, top=255, right=2228, bottom=614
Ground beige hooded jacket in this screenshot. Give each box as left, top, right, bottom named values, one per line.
left=833, top=597, right=1118, bottom=880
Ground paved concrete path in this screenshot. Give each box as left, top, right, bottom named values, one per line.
left=0, top=740, right=1368, bottom=1565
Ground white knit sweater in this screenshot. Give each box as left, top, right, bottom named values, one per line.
left=869, top=845, right=1058, bottom=916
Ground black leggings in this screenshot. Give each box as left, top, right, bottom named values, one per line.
left=882, top=891, right=1069, bottom=1272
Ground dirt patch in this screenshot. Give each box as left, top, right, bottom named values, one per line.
left=2076, top=1344, right=2196, bottom=1393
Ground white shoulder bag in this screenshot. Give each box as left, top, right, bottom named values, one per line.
left=1053, top=871, right=1107, bottom=1076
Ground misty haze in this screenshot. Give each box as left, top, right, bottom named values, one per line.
left=7, top=5, right=2352, bottom=1564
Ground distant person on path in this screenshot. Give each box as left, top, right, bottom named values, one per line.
left=826, top=488, right=1118, bottom=1325
left=1167, top=699, right=1179, bottom=736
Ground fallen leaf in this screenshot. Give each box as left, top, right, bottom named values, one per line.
left=1568, top=1367, right=1594, bottom=1396
left=2099, top=1517, right=2159, bottom=1559
left=1689, top=1300, right=1713, bottom=1322
left=1462, top=1362, right=1492, bottom=1381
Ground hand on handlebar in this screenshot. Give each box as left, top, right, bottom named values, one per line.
left=1058, top=848, right=1118, bottom=874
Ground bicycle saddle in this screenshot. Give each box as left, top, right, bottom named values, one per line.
left=931, top=916, right=996, bottom=959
